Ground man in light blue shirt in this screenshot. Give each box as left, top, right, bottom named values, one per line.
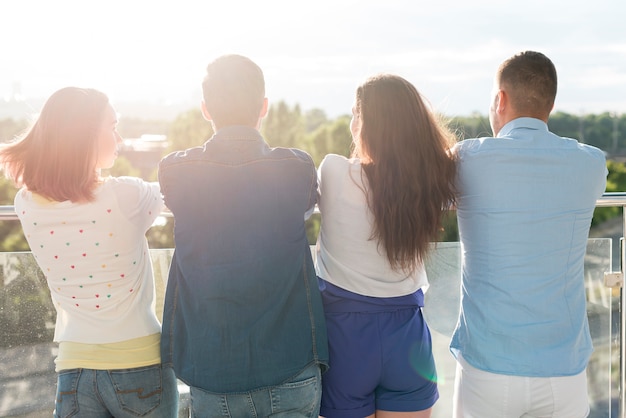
left=450, top=51, right=607, bottom=417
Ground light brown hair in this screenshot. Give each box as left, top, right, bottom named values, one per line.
left=0, top=87, right=109, bottom=202
left=353, top=74, right=457, bottom=273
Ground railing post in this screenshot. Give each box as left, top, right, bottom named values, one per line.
left=622, top=209, right=626, bottom=418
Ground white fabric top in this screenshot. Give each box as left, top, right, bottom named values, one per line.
left=315, top=154, right=428, bottom=297
left=15, top=176, right=164, bottom=344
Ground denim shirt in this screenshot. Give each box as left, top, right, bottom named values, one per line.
left=158, top=126, right=329, bottom=392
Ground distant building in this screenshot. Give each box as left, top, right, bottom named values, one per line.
left=119, top=134, right=168, bottom=178
left=122, top=134, right=168, bottom=153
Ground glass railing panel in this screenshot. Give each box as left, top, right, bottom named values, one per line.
left=0, top=241, right=618, bottom=417
left=0, top=249, right=189, bottom=418
left=0, top=251, right=57, bottom=418
left=585, top=238, right=618, bottom=417
left=423, top=242, right=461, bottom=418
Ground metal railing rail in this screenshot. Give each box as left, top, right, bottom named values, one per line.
left=596, top=192, right=626, bottom=418
left=0, top=205, right=172, bottom=220
left=1, top=191, right=626, bottom=416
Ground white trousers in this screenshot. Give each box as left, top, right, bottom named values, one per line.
left=453, top=353, right=589, bottom=418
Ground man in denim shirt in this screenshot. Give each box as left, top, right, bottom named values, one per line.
left=158, top=54, right=328, bottom=417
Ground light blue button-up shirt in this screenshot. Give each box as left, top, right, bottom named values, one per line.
left=450, top=117, right=607, bottom=377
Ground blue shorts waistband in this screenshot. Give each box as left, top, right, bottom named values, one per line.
left=318, top=278, right=424, bottom=313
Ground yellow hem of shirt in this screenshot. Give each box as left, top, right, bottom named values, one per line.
left=55, top=333, right=161, bottom=372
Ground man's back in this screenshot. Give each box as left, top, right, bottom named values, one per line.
left=450, top=117, right=607, bottom=377
left=158, top=126, right=328, bottom=392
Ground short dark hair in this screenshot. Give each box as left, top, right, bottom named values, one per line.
left=497, top=51, right=557, bottom=116
left=202, top=54, right=265, bottom=128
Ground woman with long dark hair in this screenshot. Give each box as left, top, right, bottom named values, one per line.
left=316, top=74, right=457, bottom=418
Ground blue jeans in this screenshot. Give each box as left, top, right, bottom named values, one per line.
left=189, top=363, right=322, bottom=417
left=54, top=364, right=179, bottom=418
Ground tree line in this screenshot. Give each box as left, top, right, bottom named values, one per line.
left=0, top=102, right=624, bottom=251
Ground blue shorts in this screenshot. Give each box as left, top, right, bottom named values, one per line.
left=318, top=279, right=438, bottom=418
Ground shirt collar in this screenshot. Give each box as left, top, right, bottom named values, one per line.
left=497, top=117, right=549, bottom=138
left=210, top=125, right=263, bottom=142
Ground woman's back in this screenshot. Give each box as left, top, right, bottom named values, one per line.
left=316, top=154, right=427, bottom=298
left=16, top=177, right=163, bottom=344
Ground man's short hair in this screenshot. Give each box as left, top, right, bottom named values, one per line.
left=497, top=51, right=557, bottom=116
left=202, top=54, right=265, bottom=128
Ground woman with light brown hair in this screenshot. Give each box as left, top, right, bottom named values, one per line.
left=0, top=86, right=178, bottom=417
left=315, top=74, right=456, bottom=418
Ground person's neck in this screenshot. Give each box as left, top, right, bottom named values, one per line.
left=508, top=110, right=549, bottom=124
left=214, top=122, right=259, bottom=131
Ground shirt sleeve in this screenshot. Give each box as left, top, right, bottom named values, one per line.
left=317, top=155, right=332, bottom=216
left=303, top=152, right=318, bottom=221
left=110, top=177, right=164, bottom=231
left=317, top=154, right=347, bottom=214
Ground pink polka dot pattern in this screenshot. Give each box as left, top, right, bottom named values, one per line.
left=14, top=177, right=164, bottom=343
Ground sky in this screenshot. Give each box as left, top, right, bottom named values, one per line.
left=1, top=0, right=625, bottom=119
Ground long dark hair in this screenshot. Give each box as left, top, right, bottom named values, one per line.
left=353, top=74, right=457, bottom=273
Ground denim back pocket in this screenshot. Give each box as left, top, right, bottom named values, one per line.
left=55, top=369, right=81, bottom=418
left=270, top=365, right=321, bottom=417
left=109, top=364, right=162, bottom=415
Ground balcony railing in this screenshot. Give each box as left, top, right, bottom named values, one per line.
left=1, top=193, right=625, bottom=418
